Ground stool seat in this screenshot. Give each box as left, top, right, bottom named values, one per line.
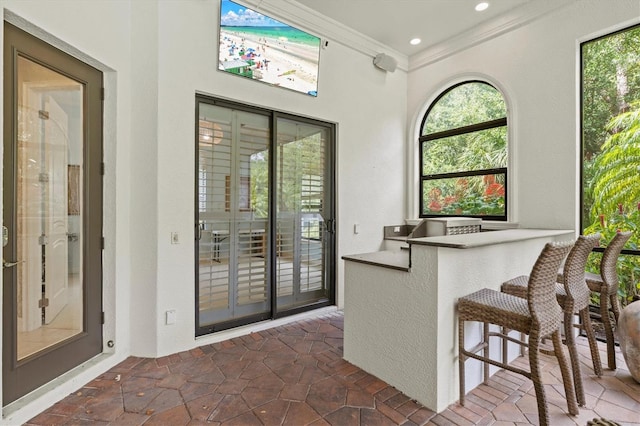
left=458, top=288, right=531, bottom=331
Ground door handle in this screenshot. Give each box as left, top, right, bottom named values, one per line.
left=3, top=259, right=22, bottom=269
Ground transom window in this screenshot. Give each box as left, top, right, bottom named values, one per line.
left=419, top=81, right=508, bottom=220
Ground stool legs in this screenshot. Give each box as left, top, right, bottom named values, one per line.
left=459, top=323, right=578, bottom=426
left=459, top=319, right=466, bottom=407
left=599, top=293, right=617, bottom=370
left=528, top=330, right=578, bottom=426
left=551, top=330, right=579, bottom=417
left=580, top=307, right=603, bottom=377
left=564, top=310, right=586, bottom=406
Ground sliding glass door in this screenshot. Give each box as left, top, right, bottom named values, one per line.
left=275, top=118, right=332, bottom=311
left=195, top=97, right=334, bottom=334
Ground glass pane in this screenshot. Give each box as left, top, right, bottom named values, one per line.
left=581, top=25, right=640, bottom=256
left=422, top=173, right=506, bottom=217
left=422, top=82, right=506, bottom=135
left=16, top=56, right=84, bottom=360
left=276, top=118, right=329, bottom=311
left=197, top=104, right=270, bottom=327
left=422, top=126, right=507, bottom=175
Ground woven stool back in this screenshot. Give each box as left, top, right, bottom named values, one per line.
left=562, top=233, right=601, bottom=308
left=527, top=241, right=574, bottom=335
left=600, top=231, right=632, bottom=296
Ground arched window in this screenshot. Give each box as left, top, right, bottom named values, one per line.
left=419, top=81, right=508, bottom=220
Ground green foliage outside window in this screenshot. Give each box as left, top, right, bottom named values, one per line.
left=582, top=25, right=640, bottom=306
left=422, top=82, right=507, bottom=135
left=422, top=173, right=506, bottom=216
left=421, top=81, right=507, bottom=218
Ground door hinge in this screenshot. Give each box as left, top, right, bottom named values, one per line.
left=38, top=297, right=50, bottom=309
left=38, top=234, right=48, bottom=245
left=38, top=110, right=49, bottom=120
left=101, top=311, right=105, bottom=324
left=39, top=173, right=49, bottom=183
left=101, top=162, right=105, bottom=175
left=101, top=237, right=105, bottom=249
left=101, top=88, right=105, bottom=101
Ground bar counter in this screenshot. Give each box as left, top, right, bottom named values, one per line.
left=342, top=228, right=573, bottom=412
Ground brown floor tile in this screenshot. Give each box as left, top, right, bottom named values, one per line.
left=361, top=407, right=400, bottom=425
left=207, top=394, right=251, bottom=423
left=375, top=385, right=401, bottom=402
left=252, top=399, right=290, bottom=425
left=346, top=388, right=375, bottom=408
left=24, top=413, right=69, bottom=426
left=449, top=403, right=484, bottom=423
left=185, top=393, right=223, bottom=422
left=282, top=401, right=322, bottom=425
left=323, top=406, right=360, bottom=425
left=241, top=386, right=278, bottom=408
left=377, top=401, right=410, bottom=424
left=26, top=311, right=638, bottom=426
left=220, top=410, right=263, bottom=425
left=143, top=404, right=191, bottom=425
left=280, top=383, right=311, bottom=401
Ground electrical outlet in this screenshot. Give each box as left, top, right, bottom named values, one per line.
left=171, top=232, right=179, bottom=244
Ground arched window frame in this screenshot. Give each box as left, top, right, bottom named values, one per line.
left=418, top=80, right=509, bottom=221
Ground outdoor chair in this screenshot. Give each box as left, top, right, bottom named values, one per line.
left=558, top=231, right=632, bottom=370
left=501, top=234, right=602, bottom=407
left=458, top=241, right=578, bottom=426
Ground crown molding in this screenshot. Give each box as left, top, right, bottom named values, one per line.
left=409, top=0, right=575, bottom=72
left=232, top=0, right=576, bottom=75
left=240, top=0, right=410, bottom=72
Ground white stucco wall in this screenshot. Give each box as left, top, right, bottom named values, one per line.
left=152, top=0, right=408, bottom=355
left=406, top=0, right=640, bottom=230
left=0, top=0, right=407, bottom=421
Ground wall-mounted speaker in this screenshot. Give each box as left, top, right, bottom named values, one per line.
left=373, top=53, right=397, bottom=72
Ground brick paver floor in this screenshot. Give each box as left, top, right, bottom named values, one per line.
left=26, top=311, right=640, bottom=425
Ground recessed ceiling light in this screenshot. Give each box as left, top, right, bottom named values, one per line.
left=410, top=38, right=421, bottom=46
left=475, top=2, right=489, bottom=11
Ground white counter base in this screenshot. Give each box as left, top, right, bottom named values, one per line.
left=343, top=229, right=574, bottom=412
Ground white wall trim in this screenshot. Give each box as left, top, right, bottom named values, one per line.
left=241, top=0, right=409, bottom=71
left=4, top=9, right=115, bottom=72
left=230, top=0, right=577, bottom=77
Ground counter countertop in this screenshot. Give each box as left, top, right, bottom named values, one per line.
left=342, top=229, right=575, bottom=271
left=408, top=228, right=573, bottom=249
left=341, top=249, right=410, bottom=272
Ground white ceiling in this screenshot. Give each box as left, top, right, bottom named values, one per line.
left=290, top=0, right=533, bottom=56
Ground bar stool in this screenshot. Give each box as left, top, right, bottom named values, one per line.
left=458, top=242, right=578, bottom=426
left=502, top=234, right=601, bottom=407
left=559, top=231, right=632, bottom=370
